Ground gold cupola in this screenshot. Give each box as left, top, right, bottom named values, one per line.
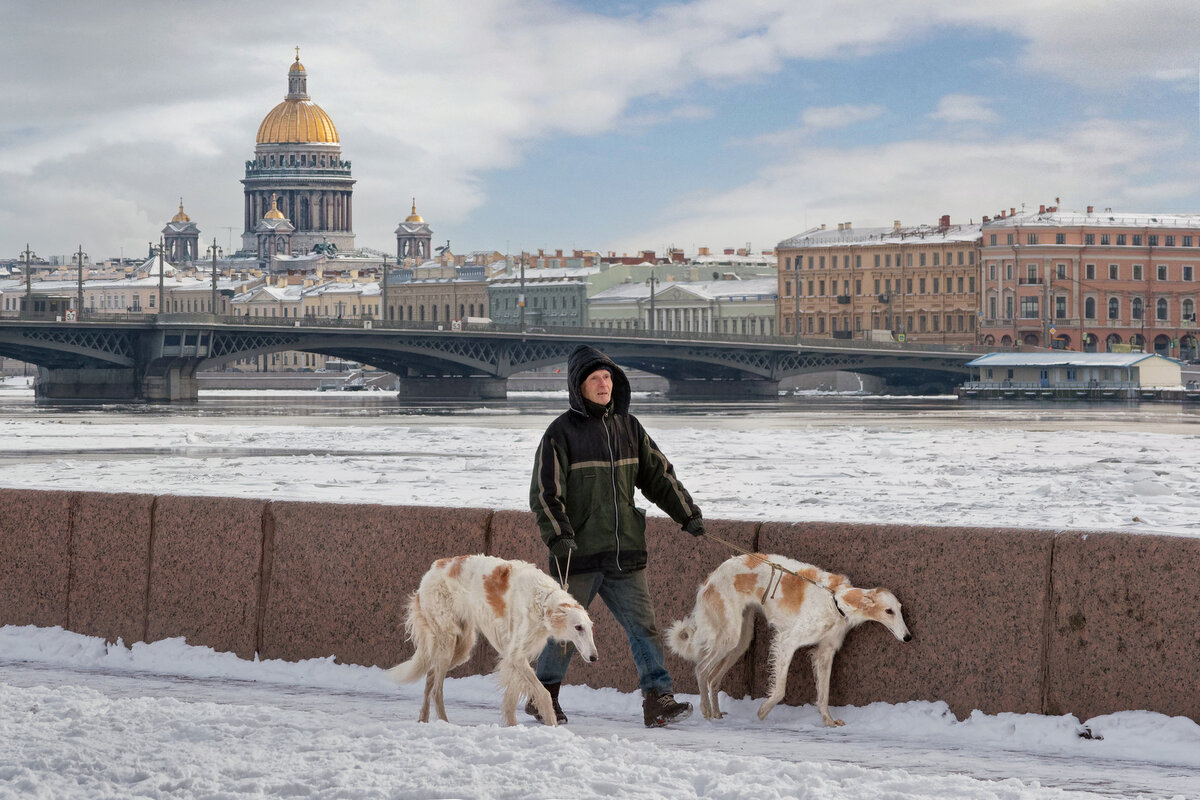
left=256, top=48, right=340, bottom=145
left=263, top=193, right=286, bottom=220
left=171, top=199, right=191, bottom=223
left=405, top=199, right=424, bottom=223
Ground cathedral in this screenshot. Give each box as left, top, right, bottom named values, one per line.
left=241, top=49, right=356, bottom=254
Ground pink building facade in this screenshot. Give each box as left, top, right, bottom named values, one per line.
left=979, top=206, right=1199, bottom=361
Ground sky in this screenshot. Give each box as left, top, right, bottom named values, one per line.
left=5, top=1, right=1200, bottom=264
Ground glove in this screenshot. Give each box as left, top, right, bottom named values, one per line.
left=549, top=536, right=577, bottom=558
left=683, top=516, right=706, bottom=537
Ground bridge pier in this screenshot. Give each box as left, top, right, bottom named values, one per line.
left=142, top=366, right=201, bottom=402
left=35, top=367, right=140, bottom=401
left=395, top=376, right=508, bottom=400
left=665, top=378, right=780, bottom=399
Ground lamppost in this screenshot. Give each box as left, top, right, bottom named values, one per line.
left=647, top=268, right=658, bottom=332
left=20, top=243, right=38, bottom=318
left=518, top=253, right=526, bottom=333
left=206, top=238, right=223, bottom=316
left=72, top=245, right=88, bottom=320
left=150, top=237, right=168, bottom=315
left=380, top=253, right=389, bottom=322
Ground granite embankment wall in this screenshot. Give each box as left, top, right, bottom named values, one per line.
left=2, top=487, right=1197, bottom=723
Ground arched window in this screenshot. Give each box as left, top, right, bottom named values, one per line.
left=1084, top=297, right=1096, bottom=319
left=1132, top=297, right=1144, bottom=320
left=1156, top=298, right=1168, bottom=320
left=1108, top=298, right=1119, bottom=319
left=1184, top=299, right=1196, bottom=322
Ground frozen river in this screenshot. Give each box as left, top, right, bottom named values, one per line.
left=0, top=385, right=1197, bottom=537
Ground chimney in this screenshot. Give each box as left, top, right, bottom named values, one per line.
left=1039, top=204, right=1046, bottom=214
left=820, top=224, right=826, bottom=230
left=982, top=216, right=990, bottom=223
left=1010, top=207, right=1016, bottom=216
left=1087, top=205, right=1094, bottom=214
left=837, top=223, right=845, bottom=231
left=893, top=220, right=902, bottom=231
left=939, top=214, right=950, bottom=230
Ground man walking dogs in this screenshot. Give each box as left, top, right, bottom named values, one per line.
left=529, top=344, right=706, bottom=727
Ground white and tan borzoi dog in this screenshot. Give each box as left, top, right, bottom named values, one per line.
left=388, top=555, right=598, bottom=726
left=667, top=554, right=911, bottom=727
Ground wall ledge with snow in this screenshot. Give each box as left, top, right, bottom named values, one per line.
left=1, top=488, right=1196, bottom=723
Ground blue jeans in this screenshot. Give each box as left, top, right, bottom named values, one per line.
left=535, top=557, right=673, bottom=694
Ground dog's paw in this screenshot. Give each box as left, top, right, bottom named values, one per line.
left=822, top=717, right=845, bottom=727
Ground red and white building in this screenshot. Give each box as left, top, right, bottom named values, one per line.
left=979, top=206, right=1200, bottom=360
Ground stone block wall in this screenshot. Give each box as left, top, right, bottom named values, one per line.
left=0, top=487, right=1196, bottom=725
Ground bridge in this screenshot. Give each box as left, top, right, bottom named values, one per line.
left=0, top=315, right=986, bottom=402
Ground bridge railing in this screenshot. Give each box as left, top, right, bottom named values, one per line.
left=9, top=311, right=995, bottom=355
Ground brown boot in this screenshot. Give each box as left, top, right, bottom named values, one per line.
left=643, top=689, right=692, bottom=727
left=524, top=682, right=568, bottom=725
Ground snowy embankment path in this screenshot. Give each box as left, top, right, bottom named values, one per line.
left=1, top=627, right=1198, bottom=800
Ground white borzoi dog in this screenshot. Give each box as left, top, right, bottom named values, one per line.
left=667, top=554, right=911, bottom=726
left=388, top=555, right=598, bottom=726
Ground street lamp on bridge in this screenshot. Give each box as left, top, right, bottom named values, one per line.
left=20, top=244, right=37, bottom=319
left=206, top=239, right=223, bottom=315
left=150, top=237, right=168, bottom=315
left=72, top=245, right=88, bottom=320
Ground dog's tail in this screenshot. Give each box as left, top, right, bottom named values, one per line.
left=387, top=592, right=432, bottom=684
left=665, top=615, right=701, bottom=662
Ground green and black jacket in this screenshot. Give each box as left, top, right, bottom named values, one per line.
left=529, top=345, right=701, bottom=573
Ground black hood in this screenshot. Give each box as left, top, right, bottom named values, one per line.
left=567, top=345, right=630, bottom=415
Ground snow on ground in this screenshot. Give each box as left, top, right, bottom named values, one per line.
left=1, top=625, right=1198, bottom=800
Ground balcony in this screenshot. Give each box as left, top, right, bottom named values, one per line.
left=836, top=295, right=852, bottom=305
left=1017, top=276, right=1043, bottom=285
left=877, top=293, right=891, bottom=303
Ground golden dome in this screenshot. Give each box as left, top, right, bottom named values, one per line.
left=171, top=199, right=191, bottom=223
left=264, top=194, right=285, bottom=220
left=256, top=50, right=339, bottom=144
left=405, top=198, right=424, bottom=223
left=256, top=101, right=339, bottom=144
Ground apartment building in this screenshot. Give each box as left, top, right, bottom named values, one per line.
left=776, top=217, right=980, bottom=344
left=979, top=206, right=1200, bottom=360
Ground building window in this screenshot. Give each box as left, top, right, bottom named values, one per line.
left=1109, top=264, right=1119, bottom=280
left=1157, top=298, right=1168, bottom=321
left=1132, top=298, right=1144, bottom=320
left=1185, top=265, right=1194, bottom=282
left=1055, top=296, right=1067, bottom=319
left=1084, top=297, right=1096, bottom=319
left=1133, top=264, right=1143, bottom=280
left=1132, top=234, right=1142, bottom=246
left=958, top=277, right=965, bottom=293
left=1157, top=265, right=1168, bottom=281
left=1006, top=263, right=1013, bottom=280
left=933, top=278, right=939, bottom=293
left=1027, top=234, right=1038, bottom=245
left=1148, top=235, right=1159, bottom=246
left=989, top=263, right=996, bottom=280
left=989, top=234, right=997, bottom=245
left=1185, top=236, right=1194, bottom=247
left=1020, top=296, right=1039, bottom=318
left=1184, top=299, right=1195, bottom=321
left=1108, top=298, right=1119, bottom=319
left=1057, top=263, right=1067, bottom=279
left=1116, top=234, right=1127, bottom=246
left=1101, top=234, right=1110, bottom=245
left=1085, top=263, right=1095, bottom=279
left=919, top=278, right=926, bottom=293
left=1055, top=233, right=1066, bottom=244
left=1166, top=235, right=1176, bottom=246
left=874, top=254, right=880, bottom=267
left=1007, top=234, right=1014, bottom=245
left=919, top=253, right=926, bottom=267
left=1085, top=233, right=1095, bottom=245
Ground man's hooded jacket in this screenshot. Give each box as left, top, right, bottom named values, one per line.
left=529, top=345, right=701, bottom=573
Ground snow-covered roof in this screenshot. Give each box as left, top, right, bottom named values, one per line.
left=966, top=352, right=1180, bottom=368
left=778, top=223, right=981, bottom=249
left=983, top=209, right=1200, bottom=229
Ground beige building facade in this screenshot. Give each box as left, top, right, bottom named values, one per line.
left=776, top=218, right=980, bottom=344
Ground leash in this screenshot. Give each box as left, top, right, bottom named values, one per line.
left=552, top=548, right=573, bottom=656
left=700, top=532, right=846, bottom=618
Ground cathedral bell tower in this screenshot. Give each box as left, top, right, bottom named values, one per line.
left=395, top=199, right=432, bottom=264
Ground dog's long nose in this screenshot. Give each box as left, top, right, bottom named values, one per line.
left=903, top=633, right=912, bottom=642
left=588, top=654, right=598, bottom=662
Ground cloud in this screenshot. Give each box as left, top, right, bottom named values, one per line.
left=4, top=0, right=1200, bottom=258
left=929, top=94, right=998, bottom=125
left=616, top=118, right=1198, bottom=253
